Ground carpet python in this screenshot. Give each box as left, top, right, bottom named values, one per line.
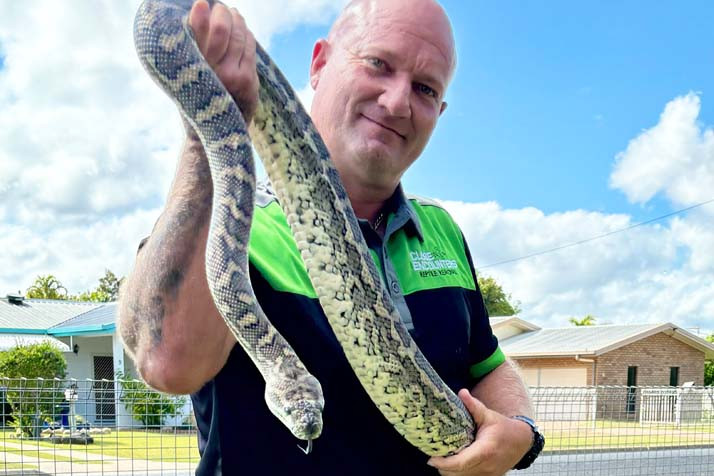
left=134, top=0, right=475, bottom=456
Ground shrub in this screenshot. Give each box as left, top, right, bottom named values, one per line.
left=0, top=342, right=67, bottom=437
left=116, top=371, right=186, bottom=428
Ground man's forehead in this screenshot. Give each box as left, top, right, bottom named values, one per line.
left=330, top=0, right=455, bottom=69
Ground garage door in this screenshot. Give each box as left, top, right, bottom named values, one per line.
left=521, top=368, right=587, bottom=387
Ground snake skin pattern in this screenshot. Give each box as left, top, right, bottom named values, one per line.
left=134, top=0, right=475, bottom=456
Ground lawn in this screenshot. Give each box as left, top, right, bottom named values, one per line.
left=1, top=429, right=200, bottom=464
left=541, top=420, right=714, bottom=452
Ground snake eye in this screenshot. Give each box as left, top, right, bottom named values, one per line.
left=284, top=407, right=293, bottom=416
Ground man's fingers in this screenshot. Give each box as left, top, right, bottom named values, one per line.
left=427, top=390, right=490, bottom=471
left=428, top=444, right=484, bottom=472
left=227, top=8, right=249, bottom=65
left=203, top=2, right=233, bottom=65
left=458, top=388, right=488, bottom=427
left=188, top=0, right=211, bottom=52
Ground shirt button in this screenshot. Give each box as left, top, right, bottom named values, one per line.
left=390, top=281, right=400, bottom=294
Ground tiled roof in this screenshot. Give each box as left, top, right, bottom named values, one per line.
left=0, top=297, right=102, bottom=331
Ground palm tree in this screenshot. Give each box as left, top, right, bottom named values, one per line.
left=569, top=314, right=596, bottom=326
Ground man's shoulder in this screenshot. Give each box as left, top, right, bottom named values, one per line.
left=405, top=192, right=443, bottom=209
left=405, top=193, right=460, bottom=229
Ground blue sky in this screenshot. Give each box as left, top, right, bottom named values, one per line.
left=0, top=0, right=712, bottom=332
left=271, top=1, right=714, bottom=220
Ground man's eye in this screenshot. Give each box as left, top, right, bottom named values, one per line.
left=416, top=83, right=437, bottom=98
left=367, top=57, right=385, bottom=69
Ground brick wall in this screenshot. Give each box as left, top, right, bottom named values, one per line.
left=596, top=332, right=703, bottom=420
left=596, top=332, right=704, bottom=386
left=512, top=332, right=706, bottom=421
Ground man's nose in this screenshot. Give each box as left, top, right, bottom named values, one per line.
left=378, top=76, right=411, bottom=118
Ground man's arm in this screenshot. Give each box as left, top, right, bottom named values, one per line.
left=117, top=125, right=236, bottom=394
left=117, top=0, right=258, bottom=394
left=428, top=360, right=535, bottom=476
left=471, top=358, right=534, bottom=420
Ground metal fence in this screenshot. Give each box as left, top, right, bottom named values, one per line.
left=517, top=386, right=714, bottom=476
left=1, top=377, right=196, bottom=475
left=1, top=379, right=713, bottom=475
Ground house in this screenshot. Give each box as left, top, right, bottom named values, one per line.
left=493, top=316, right=714, bottom=421
left=0, top=295, right=136, bottom=427
left=492, top=316, right=714, bottom=387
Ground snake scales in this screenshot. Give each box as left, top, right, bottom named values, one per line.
left=134, top=0, right=475, bottom=456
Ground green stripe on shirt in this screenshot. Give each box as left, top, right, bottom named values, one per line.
left=469, top=347, right=506, bottom=379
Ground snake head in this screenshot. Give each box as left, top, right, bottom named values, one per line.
left=264, top=363, right=324, bottom=442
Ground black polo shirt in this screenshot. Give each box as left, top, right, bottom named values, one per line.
left=191, top=184, right=504, bottom=475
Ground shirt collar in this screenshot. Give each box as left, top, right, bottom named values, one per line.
left=385, top=184, right=424, bottom=242
left=259, top=177, right=424, bottom=241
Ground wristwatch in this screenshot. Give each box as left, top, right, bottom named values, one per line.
left=510, top=415, right=545, bottom=470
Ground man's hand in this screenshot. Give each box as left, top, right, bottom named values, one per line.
left=188, top=0, right=259, bottom=122
left=427, top=389, right=533, bottom=476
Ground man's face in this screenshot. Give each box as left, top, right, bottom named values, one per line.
left=309, top=0, right=454, bottom=194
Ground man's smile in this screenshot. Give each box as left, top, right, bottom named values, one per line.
left=360, top=114, right=407, bottom=140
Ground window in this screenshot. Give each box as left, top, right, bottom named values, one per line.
left=669, top=367, right=680, bottom=387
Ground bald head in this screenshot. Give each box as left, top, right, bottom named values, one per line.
left=328, top=0, right=456, bottom=82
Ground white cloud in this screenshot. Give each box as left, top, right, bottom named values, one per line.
left=443, top=199, right=714, bottom=333
left=440, top=94, right=714, bottom=333
left=1, top=2, right=711, bottom=340
left=2, top=209, right=160, bottom=295
left=296, top=82, right=316, bottom=112
left=610, top=92, right=714, bottom=207
left=0, top=0, right=346, bottom=295
left=232, top=0, right=347, bottom=46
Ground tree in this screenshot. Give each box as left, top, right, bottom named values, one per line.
left=705, top=334, right=713, bottom=386
left=478, top=275, right=521, bottom=316
left=73, top=269, right=124, bottom=302
left=569, top=314, right=597, bottom=326
left=25, top=275, right=68, bottom=300
left=0, top=342, right=67, bottom=437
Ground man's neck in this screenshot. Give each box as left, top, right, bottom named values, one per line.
left=343, top=181, right=397, bottom=224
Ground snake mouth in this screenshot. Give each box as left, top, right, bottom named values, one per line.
left=293, top=417, right=322, bottom=440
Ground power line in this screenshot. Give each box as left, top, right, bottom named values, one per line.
left=480, top=197, right=714, bottom=269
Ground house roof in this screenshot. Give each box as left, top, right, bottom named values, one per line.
left=501, top=322, right=714, bottom=360
left=48, top=302, right=117, bottom=336
left=0, top=333, right=70, bottom=352
left=0, top=297, right=103, bottom=333
left=490, top=316, right=541, bottom=332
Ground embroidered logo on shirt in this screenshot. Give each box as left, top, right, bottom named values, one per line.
left=409, top=249, right=459, bottom=278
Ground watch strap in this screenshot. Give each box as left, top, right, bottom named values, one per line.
left=511, top=415, right=545, bottom=470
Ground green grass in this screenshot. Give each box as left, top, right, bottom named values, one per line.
left=541, top=420, right=714, bottom=452
left=0, top=445, right=81, bottom=462
left=2, top=463, right=39, bottom=470
left=1, top=429, right=200, bottom=463
left=3, top=422, right=712, bottom=458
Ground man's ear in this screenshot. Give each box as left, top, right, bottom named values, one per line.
left=310, top=39, right=330, bottom=89
left=439, top=101, right=448, bottom=116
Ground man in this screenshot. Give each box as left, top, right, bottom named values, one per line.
left=118, top=0, right=540, bottom=474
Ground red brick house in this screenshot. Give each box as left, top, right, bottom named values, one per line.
left=491, top=317, right=714, bottom=387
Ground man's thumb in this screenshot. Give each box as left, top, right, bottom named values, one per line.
left=458, top=388, right=488, bottom=426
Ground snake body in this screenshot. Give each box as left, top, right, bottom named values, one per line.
left=134, top=0, right=475, bottom=456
